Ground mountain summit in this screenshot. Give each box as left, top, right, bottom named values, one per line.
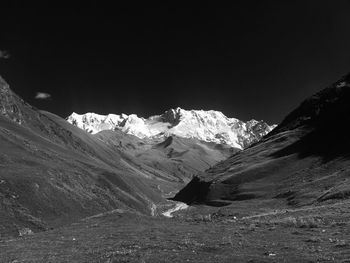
left=67, top=108, right=276, bottom=149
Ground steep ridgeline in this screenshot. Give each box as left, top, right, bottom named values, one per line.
left=174, top=73, right=350, bottom=208
left=67, top=108, right=276, bottom=149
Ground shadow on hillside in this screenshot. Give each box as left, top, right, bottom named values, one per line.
left=271, top=87, right=350, bottom=163
left=271, top=125, right=350, bottom=163
left=171, top=176, right=211, bottom=204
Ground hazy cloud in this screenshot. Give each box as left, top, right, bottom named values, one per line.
left=35, top=92, right=51, bottom=100
left=0, top=50, right=10, bottom=59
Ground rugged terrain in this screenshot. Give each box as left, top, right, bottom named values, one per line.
left=67, top=108, right=276, bottom=149
left=95, top=130, right=236, bottom=184
left=0, top=75, right=239, bottom=240
left=0, top=75, right=162, bottom=237
left=2, top=73, right=350, bottom=262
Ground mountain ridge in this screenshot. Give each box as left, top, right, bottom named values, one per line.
left=67, top=107, right=276, bottom=149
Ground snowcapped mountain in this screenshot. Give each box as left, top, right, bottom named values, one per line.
left=67, top=108, right=276, bottom=149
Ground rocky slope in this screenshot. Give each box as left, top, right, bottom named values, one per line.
left=174, top=73, right=350, bottom=207
left=67, top=108, right=276, bottom=149
left=0, top=76, right=165, bottom=237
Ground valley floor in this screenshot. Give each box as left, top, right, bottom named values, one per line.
left=1, top=199, right=350, bottom=263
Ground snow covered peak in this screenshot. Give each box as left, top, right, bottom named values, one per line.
left=67, top=108, right=276, bottom=149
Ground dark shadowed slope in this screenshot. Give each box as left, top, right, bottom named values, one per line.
left=174, top=73, right=350, bottom=207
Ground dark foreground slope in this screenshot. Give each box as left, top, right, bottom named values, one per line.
left=174, top=73, right=350, bottom=207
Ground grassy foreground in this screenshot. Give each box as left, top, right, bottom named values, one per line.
left=1, top=199, right=350, bottom=263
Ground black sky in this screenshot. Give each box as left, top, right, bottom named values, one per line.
left=1, top=1, right=350, bottom=123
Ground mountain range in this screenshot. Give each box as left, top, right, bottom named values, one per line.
left=67, top=108, right=276, bottom=149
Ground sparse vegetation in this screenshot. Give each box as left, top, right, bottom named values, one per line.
left=265, top=216, right=324, bottom=228
left=2, top=200, right=350, bottom=262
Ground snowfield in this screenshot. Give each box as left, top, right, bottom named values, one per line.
left=67, top=108, right=276, bottom=149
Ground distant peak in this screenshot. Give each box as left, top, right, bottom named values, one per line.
left=67, top=108, right=276, bottom=149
